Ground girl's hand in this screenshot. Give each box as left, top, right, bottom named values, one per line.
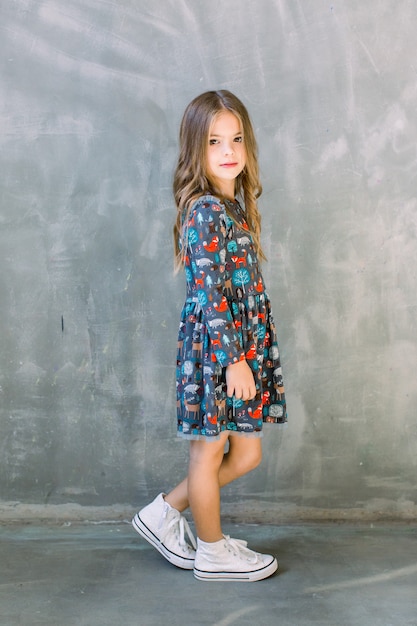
left=225, top=360, right=256, bottom=401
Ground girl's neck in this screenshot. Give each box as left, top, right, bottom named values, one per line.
left=214, top=180, right=235, bottom=202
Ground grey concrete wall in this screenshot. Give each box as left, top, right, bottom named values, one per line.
left=1, top=0, right=416, bottom=521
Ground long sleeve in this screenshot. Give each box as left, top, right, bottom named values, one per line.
left=184, top=197, right=245, bottom=367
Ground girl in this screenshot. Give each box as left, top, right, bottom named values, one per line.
left=132, top=90, right=287, bottom=582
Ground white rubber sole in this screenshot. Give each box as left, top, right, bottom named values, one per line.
left=193, top=557, right=278, bottom=582
left=132, top=513, right=195, bottom=570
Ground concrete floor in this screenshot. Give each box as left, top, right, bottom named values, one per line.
left=1, top=521, right=416, bottom=626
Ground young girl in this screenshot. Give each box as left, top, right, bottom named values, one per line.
left=132, top=90, right=287, bottom=582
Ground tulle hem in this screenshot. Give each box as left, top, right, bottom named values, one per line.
left=176, top=429, right=264, bottom=442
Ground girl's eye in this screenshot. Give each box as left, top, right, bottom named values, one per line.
left=209, top=136, right=243, bottom=145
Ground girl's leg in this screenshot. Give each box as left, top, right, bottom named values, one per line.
left=182, top=435, right=276, bottom=582
left=220, top=433, right=263, bottom=484
left=186, top=431, right=230, bottom=542
left=165, top=434, right=262, bottom=516
left=132, top=434, right=276, bottom=580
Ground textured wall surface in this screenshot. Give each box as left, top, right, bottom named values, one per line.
left=1, top=0, right=416, bottom=521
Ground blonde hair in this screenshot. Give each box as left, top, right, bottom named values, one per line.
left=173, top=90, right=265, bottom=270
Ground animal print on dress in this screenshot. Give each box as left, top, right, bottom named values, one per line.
left=176, top=195, right=287, bottom=439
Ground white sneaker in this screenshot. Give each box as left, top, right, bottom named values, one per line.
left=132, top=493, right=196, bottom=569
left=194, top=535, right=278, bottom=582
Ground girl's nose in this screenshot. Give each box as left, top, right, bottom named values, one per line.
left=223, top=142, right=234, bottom=155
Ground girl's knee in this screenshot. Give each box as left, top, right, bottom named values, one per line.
left=229, top=440, right=262, bottom=475
left=246, top=445, right=262, bottom=471
left=189, top=434, right=228, bottom=468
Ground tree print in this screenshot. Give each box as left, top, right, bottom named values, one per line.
left=187, top=227, right=199, bottom=250
left=197, top=290, right=208, bottom=306
left=183, top=360, right=193, bottom=376
left=269, top=404, right=284, bottom=418
left=214, top=350, right=228, bottom=366
left=232, top=268, right=251, bottom=293
left=257, top=324, right=266, bottom=340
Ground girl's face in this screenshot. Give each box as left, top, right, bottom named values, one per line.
left=206, top=110, right=246, bottom=200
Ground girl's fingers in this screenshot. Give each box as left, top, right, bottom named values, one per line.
left=226, top=378, right=256, bottom=400
left=233, top=387, right=256, bottom=401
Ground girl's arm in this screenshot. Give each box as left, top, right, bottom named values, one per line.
left=186, top=199, right=245, bottom=368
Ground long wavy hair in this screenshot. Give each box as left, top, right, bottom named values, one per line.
left=173, top=90, right=265, bottom=271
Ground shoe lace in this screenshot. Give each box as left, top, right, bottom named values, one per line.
left=223, top=535, right=259, bottom=563
left=160, top=508, right=197, bottom=552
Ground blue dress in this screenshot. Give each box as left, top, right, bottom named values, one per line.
left=176, top=195, right=287, bottom=439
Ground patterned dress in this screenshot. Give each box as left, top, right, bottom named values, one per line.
left=176, top=195, right=287, bottom=439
